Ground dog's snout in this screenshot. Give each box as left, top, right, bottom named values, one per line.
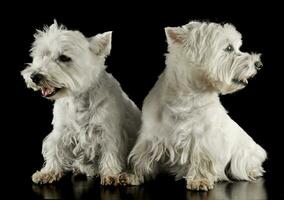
left=254, top=61, right=263, bottom=70
left=31, top=73, right=44, bottom=84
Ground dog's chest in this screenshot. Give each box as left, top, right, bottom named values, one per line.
left=57, top=96, right=104, bottom=156
left=162, top=97, right=217, bottom=143
left=60, top=95, right=100, bottom=135
left=68, top=97, right=90, bottom=123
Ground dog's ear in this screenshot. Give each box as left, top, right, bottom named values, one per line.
left=165, top=27, right=186, bottom=45
left=89, top=31, right=112, bottom=57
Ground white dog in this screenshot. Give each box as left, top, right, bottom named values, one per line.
left=125, top=21, right=267, bottom=191
left=21, top=21, right=141, bottom=185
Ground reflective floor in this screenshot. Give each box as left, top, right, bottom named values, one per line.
left=27, top=174, right=279, bottom=200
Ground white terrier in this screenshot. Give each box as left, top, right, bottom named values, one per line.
left=21, top=21, right=141, bottom=185
left=125, top=21, right=267, bottom=191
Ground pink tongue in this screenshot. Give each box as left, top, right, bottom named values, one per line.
left=41, top=87, right=54, bottom=96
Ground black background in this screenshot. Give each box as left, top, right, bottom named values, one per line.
left=2, top=1, right=283, bottom=199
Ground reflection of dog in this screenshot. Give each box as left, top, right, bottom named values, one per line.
left=21, top=21, right=141, bottom=185
left=127, top=21, right=266, bottom=191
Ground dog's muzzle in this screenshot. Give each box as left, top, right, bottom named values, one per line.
left=232, top=61, right=262, bottom=86
left=232, top=78, right=248, bottom=86
left=254, top=61, right=263, bottom=70
left=30, top=73, right=61, bottom=98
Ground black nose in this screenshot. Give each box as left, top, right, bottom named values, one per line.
left=31, top=73, right=44, bottom=84
left=254, top=61, right=263, bottom=70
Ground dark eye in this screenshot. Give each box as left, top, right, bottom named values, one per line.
left=225, top=44, right=234, bottom=52
left=58, top=54, right=71, bottom=62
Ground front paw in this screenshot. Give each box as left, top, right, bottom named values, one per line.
left=186, top=179, right=214, bottom=191
left=100, top=175, right=119, bottom=186
left=118, top=173, right=142, bottom=186
left=32, top=170, right=63, bottom=184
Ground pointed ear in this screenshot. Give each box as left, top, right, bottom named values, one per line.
left=165, top=27, right=186, bottom=45
left=89, top=31, right=112, bottom=57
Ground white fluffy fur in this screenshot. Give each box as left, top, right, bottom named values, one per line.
left=128, top=21, right=267, bottom=191
left=21, top=21, right=141, bottom=185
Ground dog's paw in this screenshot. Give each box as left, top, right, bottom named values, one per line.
left=32, top=170, right=63, bottom=184
left=118, top=173, right=141, bottom=186
left=186, top=179, right=214, bottom=191
left=100, top=175, right=119, bottom=186
left=248, top=168, right=264, bottom=180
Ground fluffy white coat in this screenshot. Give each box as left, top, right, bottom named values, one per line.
left=21, top=22, right=141, bottom=185
left=128, top=21, right=266, bottom=191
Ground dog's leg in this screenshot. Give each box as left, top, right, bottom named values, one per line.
left=229, top=142, right=266, bottom=181
left=32, top=131, right=69, bottom=184
left=121, top=138, right=160, bottom=186
left=186, top=166, right=216, bottom=191
left=185, top=142, right=217, bottom=191
left=99, top=140, right=125, bottom=186
left=218, top=119, right=267, bottom=181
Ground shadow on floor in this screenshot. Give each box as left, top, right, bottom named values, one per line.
left=31, top=175, right=267, bottom=200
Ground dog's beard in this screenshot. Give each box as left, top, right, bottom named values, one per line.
left=231, top=62, right=257, bottom=88
left=210, top=56, right=258, bottom=94
left=210, top=69, right=255, bottom=94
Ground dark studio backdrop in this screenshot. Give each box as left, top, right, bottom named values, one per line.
left=2, top=1, right=283, bottom=199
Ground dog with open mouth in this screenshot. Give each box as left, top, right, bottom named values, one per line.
left=21, top=21, right=141, bottom=185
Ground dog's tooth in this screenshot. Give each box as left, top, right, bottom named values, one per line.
left=47, top=88, right=52, bottom=95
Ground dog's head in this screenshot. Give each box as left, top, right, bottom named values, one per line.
left=21, top=20, right=112, bottom=100
left=165, top=21, right=262, bottom=94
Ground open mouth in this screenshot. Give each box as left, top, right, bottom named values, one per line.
left=40, top=86, right=61, bottom=97
left=232, top=72, right=257, bottom=86
left=232, top=78, right=248, bottom=86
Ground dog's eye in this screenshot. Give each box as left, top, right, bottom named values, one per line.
left=225, top=44, right=234, bottom=52
left=58, top=55, right=71, bottom=62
